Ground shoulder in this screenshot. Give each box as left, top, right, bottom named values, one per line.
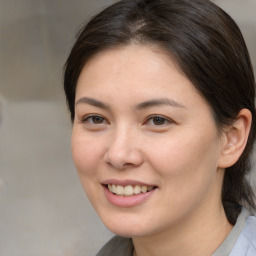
left=230, top=215, right=256, bottom=256
left=95, top=236, right=133, bottom=256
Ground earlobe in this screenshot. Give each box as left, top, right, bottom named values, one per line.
left=218, top=109, right=252, bottom=168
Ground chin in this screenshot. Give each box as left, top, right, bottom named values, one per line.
left=106, top=225, right=149, bottom=238
left=99, top=213, right=159, bottom=238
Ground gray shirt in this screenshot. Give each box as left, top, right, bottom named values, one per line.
left=96, top=208, right=256, bottom=256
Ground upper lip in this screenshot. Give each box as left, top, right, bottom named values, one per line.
left=102, top=179, right=157, bottom=187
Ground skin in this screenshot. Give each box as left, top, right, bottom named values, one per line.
left=71, top=45, right=250, bottom=256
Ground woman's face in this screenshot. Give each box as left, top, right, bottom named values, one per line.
left=72, top=45, right=226, bottom=237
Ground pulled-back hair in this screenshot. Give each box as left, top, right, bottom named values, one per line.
left=64, top=0, right=256, bottom=224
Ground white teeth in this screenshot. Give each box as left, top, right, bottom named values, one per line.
left=124, top=185, right=134, bottom=196
left=141, top=186, right=147, bottom=193
left=107, top=184, right=155, bottom=196
left=134, top=185, right=141, bottom=194
left=116, top=185, right=124, bottom=195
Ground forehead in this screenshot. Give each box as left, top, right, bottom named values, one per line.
left=76, top=44, right=190, bottom=94
left=84, top=45, right=174, bottom=74
left=75, top=45, right=214, bottom=112
left=76, top=44, right=205, bottom=106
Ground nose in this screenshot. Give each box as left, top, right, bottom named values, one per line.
left=104, top=128, right=144, bottom=170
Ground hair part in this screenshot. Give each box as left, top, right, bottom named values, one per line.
left=64, top=0, right=256, bottom=223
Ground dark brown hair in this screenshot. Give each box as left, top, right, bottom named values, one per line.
left=64, top=0, right=256, bottom=223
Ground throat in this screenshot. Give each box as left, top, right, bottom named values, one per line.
left=131, top=207, right=233, bottom=256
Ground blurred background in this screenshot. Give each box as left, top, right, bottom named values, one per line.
left=0, top=0, right=255, bottom=255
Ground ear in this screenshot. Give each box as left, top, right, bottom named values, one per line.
left=218, top=109, right=252, bottom=168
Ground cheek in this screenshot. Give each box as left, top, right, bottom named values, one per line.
left=71, top=131, right=105, bottom=177
left=146, top=130, right=220, bottom=185
left=146, top=134, right=221, bottom=220
left=71, top=132, right=105, bottom=206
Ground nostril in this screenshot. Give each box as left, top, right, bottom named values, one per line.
left=104, top=149, right=144, bottom=170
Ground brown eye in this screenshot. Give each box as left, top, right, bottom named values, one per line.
left=152, top=116, right=166, bottom=125
left=145, top=115, right=172, bottom=126
left=83, top=115, right=107, bottom=124
left=91, top=116, right=105, bottom=124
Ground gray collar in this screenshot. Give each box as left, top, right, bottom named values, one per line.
left=96, top=236, right=133, bottom=256
left=212, top=207, right=250, bottom=256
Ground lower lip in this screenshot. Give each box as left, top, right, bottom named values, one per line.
left=103, top=186, right=156, bottom=207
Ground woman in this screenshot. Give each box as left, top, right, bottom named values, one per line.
left=63, top=0, right=256, bottom=255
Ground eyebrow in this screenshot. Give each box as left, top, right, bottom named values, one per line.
left=135, top=98, right=186, bottom=110
left=75, top=97, right=110, bottom=110
left=75, top=97, right=185, bottom=111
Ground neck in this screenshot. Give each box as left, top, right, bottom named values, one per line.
left=132, top=203, right=233, bottom=256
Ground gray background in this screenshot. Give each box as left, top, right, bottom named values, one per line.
left=0, top=0, right=255, bottom=255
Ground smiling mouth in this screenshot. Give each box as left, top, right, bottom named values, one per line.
left=106, top=184, right=157, bottom=197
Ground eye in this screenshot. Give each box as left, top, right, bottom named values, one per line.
left=145, top=115, right=173, bottom=126
left=82, top=114, right=108, bottom=125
